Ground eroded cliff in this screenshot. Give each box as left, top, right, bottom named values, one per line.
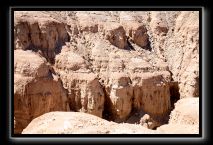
left=14, top=11, right=199, bottom=134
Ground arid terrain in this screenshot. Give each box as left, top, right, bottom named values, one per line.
left=14, top=11, right=199, bottom=134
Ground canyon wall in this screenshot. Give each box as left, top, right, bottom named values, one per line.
left=14, top=11, right=199, bottom=133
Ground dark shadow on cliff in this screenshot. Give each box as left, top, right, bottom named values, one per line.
left=170, top=81, right=180, bottom=110
left=102, top=86, right=115, bottom=121
left=126, top=40, right=135, bottom=51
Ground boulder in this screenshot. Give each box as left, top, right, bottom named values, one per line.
left=105, top=24, right=128, bottom=49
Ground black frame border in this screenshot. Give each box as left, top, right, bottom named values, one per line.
left=7, top=6, right=207, bottom=144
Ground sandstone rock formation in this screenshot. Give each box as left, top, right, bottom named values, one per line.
left=157, top=97, right=199, bottom=134
left=14, top=11, right=69, bottom=63
left=22, top=112, right=158, bottom=134
left=54, top=48, right=105, bottom=117
left=169, top=97, right=199, bottom=125
left=22, top=111, right=198, bottom=134
left=148, top=11, right=199, bottom=98
left=105, top=25, right=128, bottom=49
left=107, top=72, right=133, bottom=121
left=14, top=50, right=69, bottom=133
left=14, top=11, right=199, bottom=134
left=128, top=24, right=150, bottom=49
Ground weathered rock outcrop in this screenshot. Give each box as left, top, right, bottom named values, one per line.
left=14, top=11, right=69, bottom=63
left=22, top=110, right=198, bottom=134
left=157, top=98, right=199, bottom=134
left=105, top=25, right=128, bottom=49
left=14, top=11, right=199, bottom=134
left=14, top=50, right=69, bottom=134
left=128, top=24, right=150, bottom=49
left=157, top=124, right=199, bottom=134
left=106, top=72, right=133, bottom=121
left=169, top=97, right=199, bottom=125
left=139, top=114, right=161, bottom=129
left=130, top=72, right=171, bottom=116
left=22, top=112, right=158, bottom=134
left=54, top=48, right=105, bottom=117
left=148, top=11, right=199, bottom=97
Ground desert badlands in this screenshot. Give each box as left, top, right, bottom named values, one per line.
left=14, top=11, right=199, bottom=134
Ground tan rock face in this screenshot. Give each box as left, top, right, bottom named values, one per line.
left=92, top=49, right=172, bottom=122
left=14, top=11, right=69, bottom=63
left=105, top=25, right=128, bottom=49
left=14, top=50, right=69, bottom=134
left=157, top=98, right=199, bottom=134
left=107, top=72, right=133, bottom=121
left=54, top=49, right=105, bottom=117
left=148, top=11, right=199, bottom=97
left=129, top=25, right=149, bottom=48
left=14, top=11, right=199, bottom=134
left=169, top=97, right=199, bottom=125
left=22, top=112, right=158, bottom=134
left=150, top=12, right=169, bottom=36
left=130, top=72, right=171, bottom=116
left=157, top=124, right=199, bottom=134
left=14, top=50, right=49, bottom=77
left=173, top=12, right=199, bottom=97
